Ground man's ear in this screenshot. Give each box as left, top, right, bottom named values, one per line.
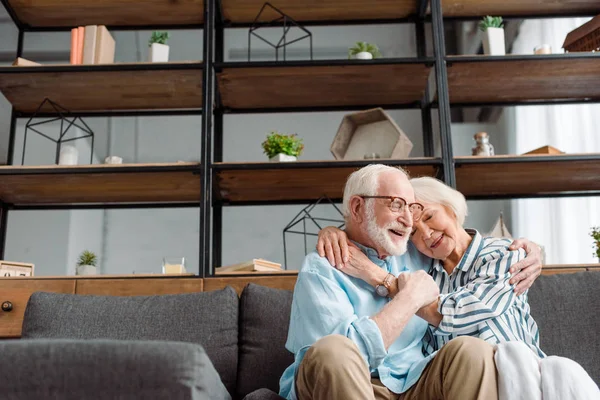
left=349, top=195, right=364, bottom=224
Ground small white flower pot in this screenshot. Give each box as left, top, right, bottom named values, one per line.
left=269, top=154, right=297, bottom=162
left=482, top=28, right=505, bottom=56
left=355, top=51, right=373, bottom=60
left=76, top=265, right=97, bottom=276
left=149, top=43, right=170, bottom=62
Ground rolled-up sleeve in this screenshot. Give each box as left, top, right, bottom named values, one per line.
left=286, top=257, right=387, bottom=370
left=434, top=249, right=524, bottom=335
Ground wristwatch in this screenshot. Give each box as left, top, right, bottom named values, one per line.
left=375, top=273, right=395, bottom=297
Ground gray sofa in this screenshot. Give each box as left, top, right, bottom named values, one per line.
left=1, top=272, right=598, bottom=399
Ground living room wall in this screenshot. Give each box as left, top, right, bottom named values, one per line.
left=0, top=13, right=514, bottom=275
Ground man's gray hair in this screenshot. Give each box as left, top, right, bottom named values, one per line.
left=410, top=176, right=468, bottom=226
left=342, top=164, right=409, bottom=220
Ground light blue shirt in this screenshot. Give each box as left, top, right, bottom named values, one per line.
left=279, top=242, right=435, bottom=399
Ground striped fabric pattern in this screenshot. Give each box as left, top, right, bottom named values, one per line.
left=423, top=229, right=545, bottom=358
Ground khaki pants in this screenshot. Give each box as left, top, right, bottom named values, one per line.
left=296, top=334, right=498, bottom=400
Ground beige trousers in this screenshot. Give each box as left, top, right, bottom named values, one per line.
left=296, top=334, right=498, bottom=400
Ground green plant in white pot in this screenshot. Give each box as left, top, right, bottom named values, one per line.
left=261, top=132, right=304, bottom=162
left=479, top=16, right=505, bottom=56
left=149, top=31, right=170, bottom=62
left=348, top=41, right=382, bottom=60
left=76, top=250, right=98, bottom=276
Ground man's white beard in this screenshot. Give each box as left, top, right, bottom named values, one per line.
left=365, top=205, right=409, bottom=256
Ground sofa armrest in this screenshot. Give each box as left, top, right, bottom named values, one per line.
left=243, top=388, right=286, bottom=400
left=0, top=339, right=231, bottom=400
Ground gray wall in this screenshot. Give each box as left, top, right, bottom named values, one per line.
left=0, top=14, right=514, bottom=274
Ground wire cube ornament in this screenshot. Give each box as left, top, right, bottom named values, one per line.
left=283, top=196, right=345, bottom=269
left=248, top=2, right=313, bottom=61
left=22, top=98, right=95, bottom=165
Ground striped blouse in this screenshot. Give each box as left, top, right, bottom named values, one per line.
left=422, top=229, right=545, bottom=358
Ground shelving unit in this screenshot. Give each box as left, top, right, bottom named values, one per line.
left=0, top=163, right=201, bottom=207
left=216, top=60, right=433, bottom=112
left=214, top=159, right=441, bottom=205
left=1, top=0, right=599, bottom=277
left=1, top=0, right=204, bottom=29
left=0, top=62, right=204, bottom=114
left=446, top=54, right=600, bottom=106
left=0, top=0, right=214, bottom=277
left=220, top=0, right=419, bottom=25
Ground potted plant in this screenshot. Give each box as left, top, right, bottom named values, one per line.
left=479, top=16, right=505, bottom=56
left=348, top=41, right=382, bottom=60
left=261, top=132, right=304, bottom=162
left=591, top=226, right=600, bottom=262
left=148, top=31, right=170, bottom=62
left=76, top=250, right=98, bottom=276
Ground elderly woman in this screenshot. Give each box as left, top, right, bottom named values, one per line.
left=317, top=176, right=543, bottom=357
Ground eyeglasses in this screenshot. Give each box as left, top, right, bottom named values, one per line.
left=360, top=196, right=424, bottom=220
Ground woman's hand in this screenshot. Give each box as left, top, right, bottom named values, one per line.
left=317, top=226, right=349, bottom=268
left=342, top=242, right=384, bottom=284
left=508, top=238, right=543, bottom=295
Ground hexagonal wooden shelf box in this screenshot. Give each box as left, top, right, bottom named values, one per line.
left=330, top=108, right=413, bottom=160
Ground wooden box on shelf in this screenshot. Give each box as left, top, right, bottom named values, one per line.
left=330, top=108, right=413, bottom=161
left=0, top=261, right=34, bottom=277
left=523, top=145, right=565, bottom=155
left=563, top=14, right=600, bottom=52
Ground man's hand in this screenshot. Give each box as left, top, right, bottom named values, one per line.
left=316, top=226, right=349, bottom=268
left=373, top=271, right=439, bottom=349
left=508, top=238, right=543, bottom=295
left=395, top=270, right=440, bottom=310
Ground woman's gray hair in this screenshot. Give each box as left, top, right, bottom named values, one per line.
left=342, top=164, right=409, bottom=220
left=410, top=176, right=468, bottom=226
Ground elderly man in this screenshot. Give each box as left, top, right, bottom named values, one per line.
left=279, top=164, right=542, bottom=400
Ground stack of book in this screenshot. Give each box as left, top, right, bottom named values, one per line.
left=215, top=259, right=283, bottom=275
left=70, top=25, right=115, bottom=65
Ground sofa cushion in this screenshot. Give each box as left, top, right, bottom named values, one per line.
left=242, top=388, right=286, bottom=400
left=0, top=339, right=231, bottom=400
left=528, top=271, right=600, bottom=384
left=237, top=284, right=294, bottom=398
left=21, top=288, right=239, bottom=396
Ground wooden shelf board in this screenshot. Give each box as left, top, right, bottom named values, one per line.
left=0, top=62, right=203, bottom=113
left=5, top=0, right=204, bottom=28
left=0, top=163, right=201, bottom=205
left=446, top=55, right=600, bottom=104
left=441, top=0, right=600, bottom=17
left=217, top=62, right=431, bottom=110
left=455, top=154, right=600, bottom=198
left=221, top=0, right=417, bottom=23
left=214, top=159, right=440, bottom=203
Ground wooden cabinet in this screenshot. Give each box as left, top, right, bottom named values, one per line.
left=204, top=275, right=298, bottom=295
left=75, top=278, right=203, bottom=296
left=0, top=279, right=75, bottom=338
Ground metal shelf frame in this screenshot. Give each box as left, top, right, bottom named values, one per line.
left=2, top=0, right=600, bottom=276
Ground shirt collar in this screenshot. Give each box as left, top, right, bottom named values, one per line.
left=350, top=240, right=390, bottom=265
left=455, top=229, right=484, bottom=272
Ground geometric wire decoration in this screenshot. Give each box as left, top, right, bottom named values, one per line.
left=283, top=196, right=345, bottom=269
left=22, top=98, right=95, bottom=165
left=248, top=2, right=313, bottom=61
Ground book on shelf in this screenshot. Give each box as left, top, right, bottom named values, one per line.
left=71, top=25, right=115, bottom=65
left=215, top=259, right=282, bottom=274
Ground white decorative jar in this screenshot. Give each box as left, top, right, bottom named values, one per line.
left=269, top=154, right=297, bottom=162
left=149, top=43, right=170, bottom=62
left=483, top=27, right=506, bottom=55
left=355, top=51, right=373, bottom=60
left=104, top=156, right=123, bottom=164
left=76, top=265, right=96, bottom=276
left=58, top=145, right=78, bottom=165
